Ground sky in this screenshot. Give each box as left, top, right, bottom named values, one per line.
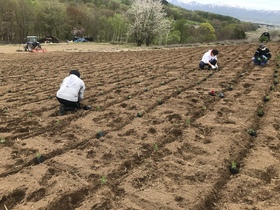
left=182, top=0, right=280, bottom=11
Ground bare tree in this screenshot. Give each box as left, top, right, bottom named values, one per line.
left=126, top=0, right=171, bottom=46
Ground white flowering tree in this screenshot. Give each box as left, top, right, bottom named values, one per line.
left=126, top=0, right=171, bottom=46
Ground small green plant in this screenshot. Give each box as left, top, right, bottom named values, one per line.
left=229, top=161, right=239, bottom=174
left=136, top=112, right=143, bottom=117
left=96, top=130, right=105, bottom=139
left=202, top=106, right=207, bottom=110
left=274, top=78, right=279, bottom=85
left=157, top=99, right=163, bottom=105
left=227, top=85, right=234, bottom=91
left=154, top=143, right=158, bottom=151
left=36, top=153, right=42, bottom=159
left=270, top=85, right=275, bottom=91
left=247, top=129, right=257, bottom=137
left=185, top=119, right=191, bottom=126
left=101, top=176, right=107, bottom=185
left=177, top=88, right=182, bottom=94
left=56, top=120, right=61, bottom=125
left=27, top=111, right=33, bottom=117
left=2, top=107, right=8, bottom=112
left=161, top=81, right=165, bottom=85
left=127, top=95, right=132, bottom=99
left=96, top=106, right=101, bottom=110
left=257, top=108, right=264, bottom=117
left=34, top=152, right=44, bottom=164
left=0, top=137, right=6, bottom=144
left=263, top=95, right=270, bottom=102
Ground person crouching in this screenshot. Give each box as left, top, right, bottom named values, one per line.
left=252, top=43, right=271, bottom=66
left=199, top=49, right=219, bottom=70
left=56, top=70, right=86, bottom=115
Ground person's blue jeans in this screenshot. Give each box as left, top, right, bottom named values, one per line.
left=199, top=59, right=217, bottom=70
left=57, top=97, right=81, bottom=109
left=252, top=56, right=268, bottom=66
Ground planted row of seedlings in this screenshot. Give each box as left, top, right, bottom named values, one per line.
left=230, top=63, right=280, bottom=175
left=197, top=60, right=279, bottom=210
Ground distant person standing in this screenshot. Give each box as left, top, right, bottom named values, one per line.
left=199, top=49, right=219, bottom=70
left=252, top=43, right=271, bottom=66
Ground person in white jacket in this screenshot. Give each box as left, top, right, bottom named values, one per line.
left=56, top=70, right=89, bottom=115
left=199, top=49, right=219, bottom=70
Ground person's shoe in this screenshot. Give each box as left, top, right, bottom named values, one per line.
left=83, top=105, right=92, bottom=110
left=59, top=105, right=65, bottom=116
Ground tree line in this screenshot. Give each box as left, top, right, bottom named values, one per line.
left=0, top=0, right=258, bottom=46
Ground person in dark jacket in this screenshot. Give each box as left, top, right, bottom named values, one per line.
left=252, top=43, right=271, bottom=66
left=260, top=31, right=270, bottom=41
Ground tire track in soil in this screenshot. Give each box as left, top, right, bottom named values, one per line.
left=0, top=42, right=279, bottom=209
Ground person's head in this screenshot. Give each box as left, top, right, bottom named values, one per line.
left=69, top=69, right=80, bottom=78
left=212, top=49, right=219, bottom=56
left=259, top=43, right=266, bottom=50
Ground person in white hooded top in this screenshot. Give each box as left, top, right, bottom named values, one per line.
left=56, top=70, right=89, bottom=115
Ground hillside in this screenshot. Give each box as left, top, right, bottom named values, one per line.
left=0, top=0, right=258, bottom=44
left=168, top=0, right=280, bottom=26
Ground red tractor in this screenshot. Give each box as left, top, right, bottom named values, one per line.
left=24, top=36, right=46, bottom=52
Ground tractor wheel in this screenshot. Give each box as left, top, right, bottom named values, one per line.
left=27, top=44, right=33, bottom=52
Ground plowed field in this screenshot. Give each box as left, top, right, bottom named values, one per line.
left=0, top=42, right=280, bottom=210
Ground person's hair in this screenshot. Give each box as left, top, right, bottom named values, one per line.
left=69, top=69, right=80, bottom=78
left=259, top=43, right=265, bottom=49
left=212, top=49, right=219, bottom=56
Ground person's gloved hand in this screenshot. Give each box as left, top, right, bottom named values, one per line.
left=257, top=57, right=261, bottom=61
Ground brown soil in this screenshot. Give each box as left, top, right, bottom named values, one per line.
left=0, top=42, right=280, bottom=210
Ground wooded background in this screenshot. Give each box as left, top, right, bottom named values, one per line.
left=0, top=0, right=259, bottom=46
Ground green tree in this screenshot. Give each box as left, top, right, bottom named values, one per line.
left=197, top=22, right=216, bottom=42
left=167, top=30, right=180, bottom=44
left=35, top=0, right=68, bottom=38
left=108, top=13, right=128, bottom=42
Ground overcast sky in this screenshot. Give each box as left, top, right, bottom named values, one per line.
left=182, top=0, right=280, bottom=11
